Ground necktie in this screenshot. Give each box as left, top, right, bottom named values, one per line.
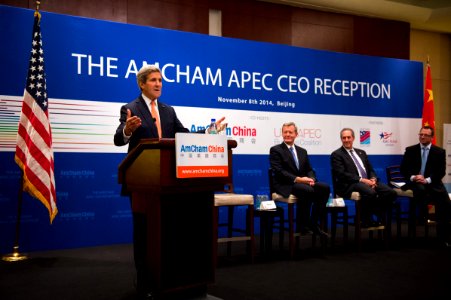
left=151, top=100, right=162, bottom=138
left=349, top=149, right=367, bottom=179
left=420, top=147, right=428, bottom=175
left=290, top=147, right=299, bottom=169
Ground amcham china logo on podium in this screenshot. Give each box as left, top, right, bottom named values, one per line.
left=175, top=133, right=229, bottom=178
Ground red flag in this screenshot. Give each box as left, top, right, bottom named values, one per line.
left=14, top=11, right=57, bottom=223
left=422, top=63, right=436, bottom=144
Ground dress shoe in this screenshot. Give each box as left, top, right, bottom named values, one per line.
left=312, top=226, right=330, bottom=238
left=300, top=226, right=314, bottom=235
left=371, top=221, right=383, bottom=227
left=138, top=291, right=156, bottom=300
left=361, top=221, right=371, bottom=228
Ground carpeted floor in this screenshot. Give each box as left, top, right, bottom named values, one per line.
left=1, top=229, right=450, bottom=300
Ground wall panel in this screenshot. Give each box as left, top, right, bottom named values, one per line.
left=0, top=0, right=411, bottom=59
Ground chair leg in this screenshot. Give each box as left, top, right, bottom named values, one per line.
left=343, top=208, right=349, bottom=247
left=396, top=203, right=402, bottom=240
left=278, top=208, right=284, bottom=251
left=319, top=213, right=327, bottom=252
left=330, top=209, right=338, bottom=248
left=408, top=200, right=416, bottom=239
left=246, top=206, right=255, bottom=263
left=424, top=204, right=430, bottom=239
left=214, top=206, right=219, bottom=267
left=355, top=201, right=362, bottom=251
left=288, top=203, right=295, bottom=258
left=227, top=206, right=234, bottom=257
left=383, top=211, right=389, bottom=249
left=386, top=206, right=392, bottom=243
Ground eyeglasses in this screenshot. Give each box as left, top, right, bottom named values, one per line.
left=418, top=134, right=432, bottom=137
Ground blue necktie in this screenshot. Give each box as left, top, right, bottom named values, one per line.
left=290, top=147, right=299, bottom=169
left=420, top=147, right=428, bottom=175
left=349, top=149, right=368, bottom=179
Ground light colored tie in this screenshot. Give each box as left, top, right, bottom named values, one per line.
left=420, top=147, right=428, bottom=175
left=151, top=100, right=162, bottom=138
left=290, top=147, right=299, bottom=170
left=349, top=149, right=368, bottom=179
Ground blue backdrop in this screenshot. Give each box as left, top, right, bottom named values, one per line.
left=0, top=5, right=422, bottom=253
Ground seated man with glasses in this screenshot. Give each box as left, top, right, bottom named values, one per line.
left=400, top=126, right=451, bottom=247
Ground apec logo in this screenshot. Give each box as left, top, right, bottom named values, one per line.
left=379, top=131, right=398, bottom=146
left=273, top=128, right=322, bottom=146
left=360, top=129, right=370, bottom=146
left=298, top=128, right=322, bottom=146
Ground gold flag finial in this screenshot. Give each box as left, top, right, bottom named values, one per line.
left=427, top=55, right=430, bottom=65
left=34, top=1, right=41, bottom=19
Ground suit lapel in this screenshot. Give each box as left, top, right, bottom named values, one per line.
left=295, top=146, right=303, bottom=167
left=157, top=101, right=168, bottom=137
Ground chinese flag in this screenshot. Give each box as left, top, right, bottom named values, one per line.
left=422, top=64, right=436, bottom=144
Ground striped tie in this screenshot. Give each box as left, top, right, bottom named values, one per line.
left=349, top=149, right=367, bottom=179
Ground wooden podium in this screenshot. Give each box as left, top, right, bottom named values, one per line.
left=118, top=138, right=237, bottom=298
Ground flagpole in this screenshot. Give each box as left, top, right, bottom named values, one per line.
left=1, top=171, right=28, bottom=262
left=1, top=0, right=45, bottom=263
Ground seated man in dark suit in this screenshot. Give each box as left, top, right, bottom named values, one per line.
left=400, top=126, right=451, bottom=247
left=331, top=128, right=396, bottom=227
left=269, top=122, right=330, bottom=236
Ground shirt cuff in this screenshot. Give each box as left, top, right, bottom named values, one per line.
left=123, top=127, right=131, bottom=142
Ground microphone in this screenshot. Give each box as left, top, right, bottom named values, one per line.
left=152, top=117, right=156, bottom=122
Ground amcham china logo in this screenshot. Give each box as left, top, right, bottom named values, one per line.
left=189, top=123, right=257, bottom=145
left=189, top=124, right=257, bottom=138
left=179, top=144, right=225, bottom=159
left=379, top=131, right=398, bottom=146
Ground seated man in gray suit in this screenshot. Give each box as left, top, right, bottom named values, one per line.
left=331, top=128, right=396, bottom=227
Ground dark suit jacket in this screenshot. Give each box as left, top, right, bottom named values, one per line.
left=400, top=143, right=447, bottom=193
left=330, top=146, right=377, bottom=197
left=269, top=143, right=317, bottom=198
left=114, top=95, right=189, bottom=152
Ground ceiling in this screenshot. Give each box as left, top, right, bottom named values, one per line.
left=259, top=0, right=451, bottom=34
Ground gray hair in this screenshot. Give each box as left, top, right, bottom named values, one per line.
left=340, top=127, right=355, bottom=138
left=282, top=122, right=298, bottom=134
left=137, top=65, right=161, bottom=89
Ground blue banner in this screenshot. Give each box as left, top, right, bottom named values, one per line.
left=0, top=5, right=422, bottom=253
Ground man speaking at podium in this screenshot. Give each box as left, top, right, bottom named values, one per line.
left=114, top=65, right=225, bottom=299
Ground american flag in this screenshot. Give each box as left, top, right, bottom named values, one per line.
left=14, top=11, right=57, bottom=223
